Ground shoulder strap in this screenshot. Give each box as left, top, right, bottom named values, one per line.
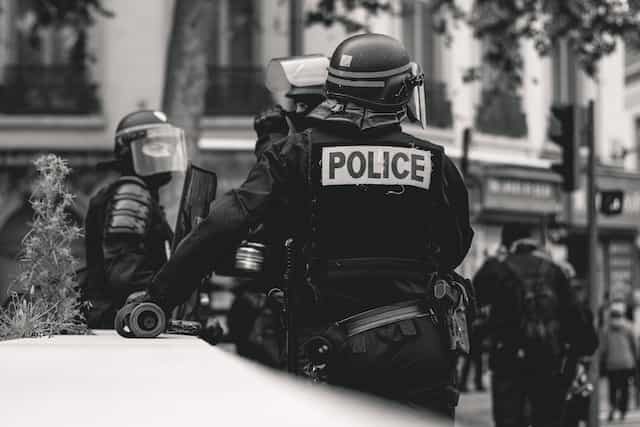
left=104, top=177, right=152, bottom=236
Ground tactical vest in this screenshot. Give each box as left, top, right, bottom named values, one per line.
left=83, top=176, right=171, bottom=327
left=307, top=129, right=446, bottom=284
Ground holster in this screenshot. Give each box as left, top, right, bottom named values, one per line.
left=428, top=273, right=473, bottom=356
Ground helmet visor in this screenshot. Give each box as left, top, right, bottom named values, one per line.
left=266, top=54, right=329, bottom=94
left=130, top=126, right=188, bottom=177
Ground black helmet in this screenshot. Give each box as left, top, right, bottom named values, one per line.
left=114, top=110, right=170, bottom=162
left=103, top=110, right=188, bottom=178
left=325, top=34, right=423, bottom=112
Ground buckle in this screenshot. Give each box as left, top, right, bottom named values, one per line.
left=433, top=278, right=463, bottom=306
left=434, top=279, right=448, bottom=300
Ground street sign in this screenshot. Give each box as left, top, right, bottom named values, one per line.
left=600, top=189, right=624, bottom=215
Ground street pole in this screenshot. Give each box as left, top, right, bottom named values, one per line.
left=586, top=100, right=600, bottom=427
left=289, top=0, right=303, bottom=56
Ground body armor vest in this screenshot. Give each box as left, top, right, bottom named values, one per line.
left=307, top=129, right=446, bottom=284
left=84, top=176, right=171, bottom=326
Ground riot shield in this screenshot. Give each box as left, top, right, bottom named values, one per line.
left=171, top=163, right=218, bottom=322
left=171, top=162, right=218, bottom=252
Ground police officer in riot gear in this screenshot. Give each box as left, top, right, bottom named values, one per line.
left=83, top=110, right=188, bottom=328
left=228, top=55, right=329, bottom=366
left=253, top=54, right=329, bottom=157
left=137, top=34, right=473, bottom=420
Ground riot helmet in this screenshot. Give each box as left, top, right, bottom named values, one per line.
left=266, top=54, right=329, bottom=114
left=113, top=110, right=188, bottom=178
left=325, top=34, right=427, bottom=128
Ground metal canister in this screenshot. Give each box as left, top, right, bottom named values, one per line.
left=234, top=241, right=266, bottom=273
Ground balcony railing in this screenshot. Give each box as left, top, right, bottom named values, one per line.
left=475, top=90, right=528, bottom=138
left=0, top=65, right=100, bottom=115
left=424, top=79, right=453, bottom=129
left=204, top=66, right=273, bottom=116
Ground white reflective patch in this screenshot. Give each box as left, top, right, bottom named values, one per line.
left=339, top=54, right=353, bottom=67
left=321, top=146, right=432, bottom=190
left=153, top=111, right=167, bottom=122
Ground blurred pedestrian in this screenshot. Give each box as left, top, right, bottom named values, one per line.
left=458, top=303, right=488, bottom=392
left=562, top=278, right=596, bottom=427
left=474, top=224, right=598, bottom=427
left=563, top=360, right=594, bottom=427
left=633, top=290, right=640, bottom=408
left=601, top=301, right=637, bottom=422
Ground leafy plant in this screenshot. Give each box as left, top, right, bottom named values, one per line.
left=0, top=154, right=88, bottom=341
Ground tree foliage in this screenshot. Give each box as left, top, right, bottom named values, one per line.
left=308, top=0, right=640, bottom=91
left=0, top=155, right=88, bottom=341
left=18, top=0, right=112, bottom=68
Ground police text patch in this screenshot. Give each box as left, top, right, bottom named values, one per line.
left=321, top=145, right=431, bottom=190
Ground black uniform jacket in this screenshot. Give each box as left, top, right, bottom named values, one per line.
left=151, top=124, right=473, bottom=321
left=84, top=176, right=172, bottom=328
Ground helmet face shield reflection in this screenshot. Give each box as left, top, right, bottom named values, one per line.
left=129, top=126, right=188, bottom=177
left=407, top=62, right=428, bottom=129
left=265, top=54, right=329, bottom=94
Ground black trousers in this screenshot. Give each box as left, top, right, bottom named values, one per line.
left=325, top=316, right=458, bottom=424
left=491, top=369, right=567, bottom=427
left=608, top=369, right=634, bottom=415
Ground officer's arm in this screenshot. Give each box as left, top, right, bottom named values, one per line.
left=150, top=138, right=297, bottom=311
left=102, top=181, right=158, bottom=301
left=254, top=106, right=290, bottom=158
left=436, top=156, right=474, bottom=271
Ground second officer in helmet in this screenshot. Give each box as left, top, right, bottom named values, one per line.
left=83, top=110, right=188, bottom=328
left=138, top=34, right=474, bottom=420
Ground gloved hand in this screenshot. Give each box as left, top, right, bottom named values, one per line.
left=253, top=105, right=290, bottom=140
left=125, top=289, right=154, bottom=305
left=124, top=289, right=173, bottom=318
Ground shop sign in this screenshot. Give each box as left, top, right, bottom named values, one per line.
left=568, top=173, right=640, bottom=229
left=483, top=176, right=562, bottom=214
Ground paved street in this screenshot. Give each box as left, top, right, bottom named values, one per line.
left=455, top=379, right=640, bottom=427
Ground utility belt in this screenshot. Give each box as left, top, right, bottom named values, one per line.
left=230, top=240, right=473, bottom=374
left=338, top=299, right=431, bottom=338
left=303, top=275, right=472, bottom=375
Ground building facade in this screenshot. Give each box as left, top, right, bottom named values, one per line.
left=0, top=0, right=636, bottom=303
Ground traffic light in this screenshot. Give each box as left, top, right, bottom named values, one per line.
left=548, top=104, right=580, bottom=192
left=600, top=190, right=624, bottom=215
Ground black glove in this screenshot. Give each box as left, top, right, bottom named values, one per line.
left=123, top=289, right=172, bottom=318
left=253, top=105, right=290, bottom=140
left=125, top=289, right=154, bottom=305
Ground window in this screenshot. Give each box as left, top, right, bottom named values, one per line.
left=401, top=1, right=452, bottom=128
left=204, top=0, right=274, bottom=116
left=474, top=38, right=528, bottom=137
left=625, top=39, right=640, bottom=85
left=0, top=0, right=99, bottom=114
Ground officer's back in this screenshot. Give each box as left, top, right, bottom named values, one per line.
left=147, top=34, right=473, bottom=423
left=299, top=121, right=469, bottom=321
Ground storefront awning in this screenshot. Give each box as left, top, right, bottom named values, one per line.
left=470, top=164, right=563, bottom=223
